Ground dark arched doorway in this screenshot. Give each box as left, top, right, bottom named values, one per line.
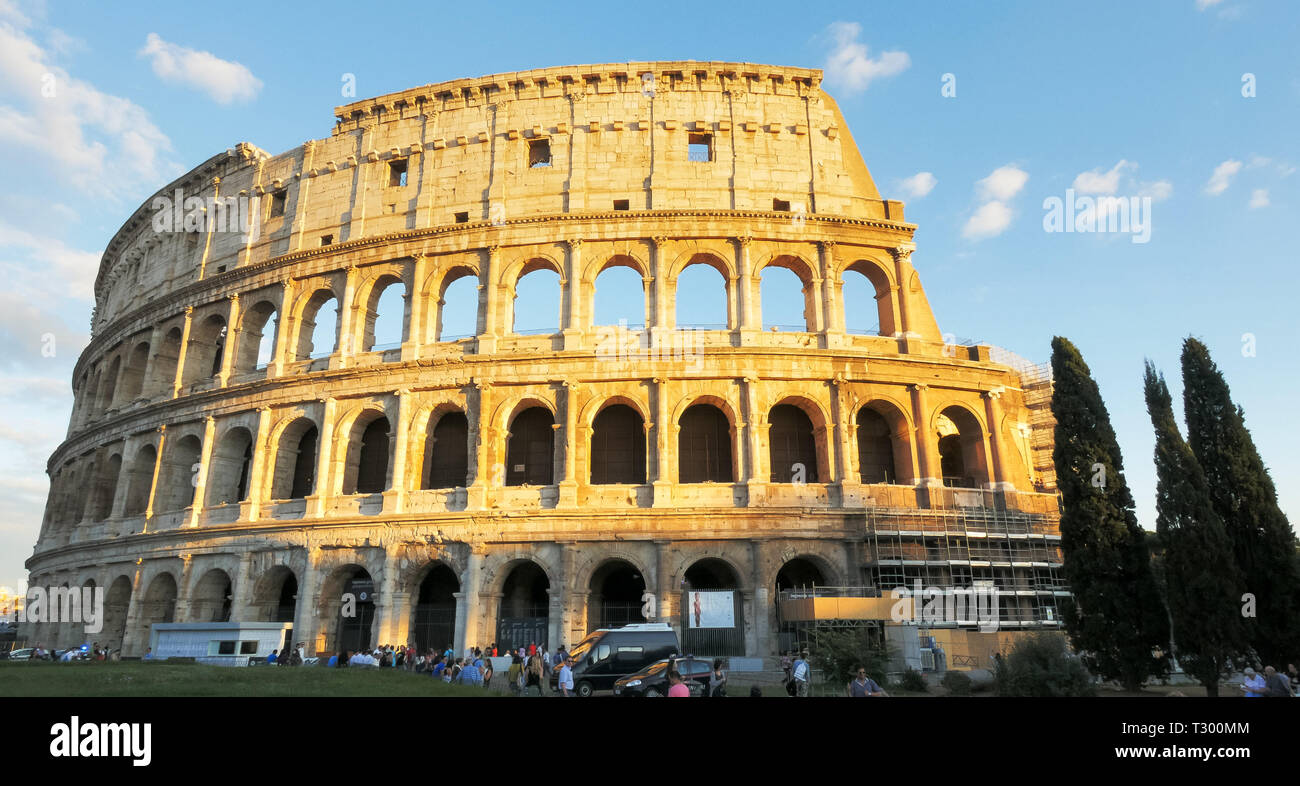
left=682, top=558, right=744, bottom=656
left=496, top=562, right=549, bottom=651
left=589, top=560, right=646, bottom=630
left=412, top=563, right=459, bottom=653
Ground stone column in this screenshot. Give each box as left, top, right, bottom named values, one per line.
left=229, top=552, right=253, bottom=623
left=910, top=383, right=941, bottom=487
left=108, top=438, right=138, bottom=520
left=559, top=543, right=577, bottom=647
left=171, top=307, right=194, bottom=397
left=242, top=406, right=273, bottom=522
left=562, top=238, right=584, bottom=350
left=558, top=381, right=579, bottom=508
left=307, top=398, right=336, bottom=518
left=269, top=280, right=293, bottom=377
left=187, top=416, right=217, bottom=527
left=818, top=240, right=842, bottom=347
left=649, top=236, right=672, bottom=335
left=455, top=548, right=484, bottom=654
left=294, top=546, right=322, bottom=656
left=742, top=377, right=767, bottom=497
left=891, top=244, right=917, bottom=338
left=750, top=540, right=770, bottom=657
left=289, top=140, right=316, bottom=252
left=983, top=388, right=1013, bottom=490
left=143, top=426, right=167, bottom=527
left=173, top=554, right=195, bottom=622
left=654, top=540, right=676, bottom=633
left=829, top=376, right=848, bottom=502
left=375, top=547, right=402, bottom=645
left=477, top=246, right=500, bottom=354
left=339, top=264, right=362, bottom=366
left=120, top=564, right=145, bottom=657
left=215, top=293, right=241, bottom=386
left=384, top=389, right=410, bottom=513
left=466, top=381, right=492, bottom=510
left=652, top=377, right=673, bottom=506
left=735, top=236, right=757, bottom=340
left=401, top=253, right=428, bottom=361
left=140, top=324, right=166, bottom=400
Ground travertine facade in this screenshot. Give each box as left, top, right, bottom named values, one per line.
left=27, top=62, right=1064, bottom=661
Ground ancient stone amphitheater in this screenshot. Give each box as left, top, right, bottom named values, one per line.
left=28, top=62, right=1065, bottom=662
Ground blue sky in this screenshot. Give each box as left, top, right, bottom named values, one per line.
left=0, top=0, right=1296, bottom=590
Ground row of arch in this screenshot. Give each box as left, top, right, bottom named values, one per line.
left=46, top=393, right=995, bottom=533
left=30, top=550, right=837, bottom=657
left=72, top=242, right=913, bottom=429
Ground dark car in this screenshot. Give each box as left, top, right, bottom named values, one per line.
left=550, top=623, right=680, bottom=697
left=613, top=656, right=714, bottom=697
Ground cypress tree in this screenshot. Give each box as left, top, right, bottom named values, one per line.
left=1181, top=337, right=1299, bottom=666
left=1050, top=337, right=1169, bottom=690
left=1143, top=361, right=1243, bottom=696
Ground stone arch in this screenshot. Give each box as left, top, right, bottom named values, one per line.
left=205, top=426, right=254, bottom=506
left=841, top=255, right=898, bottom=336
left=427, top=262, right=479, bottom=342
left=102, top=574, right=132, bottom=653
left=766, top=394, right=831, bottom=483
left=316, top=563, right=376, bottom=655
left=502, top=403, right=556, bottom=486
left=587, top=557, right=650, bottom=629
left=675, top=397, right=738, bottom=484
left=856, top=398, right=914, bottom=485
left=250, top=565, right=298, bottom=623
left=356, top=270, right=408, bottom=352
left=119, top=340, right=151, bottom=401
left=270, top=416, right=319, bottom=500
left=151, top=326, right=183, bottom=394
left=154, top=433, right=203, bottom=513
left=139, top=571, right=178, bottom=645
left=181, top=313, right=227, bottom=386
left=589, top=255, right=649, bottom=329
left=490, top=557, right=554, bottom=651
left=504, top=255, right=563, bottom=335
left=409, top=559, right=459, bottom=652
left=669, top=249, right=735, bottom=329
left=932, top=402, right=989, bottom=488
left=99, top=353, right=122, bottom=410
left=122, top=442, right=158, bottom=517
left=234, top=298, right=279, bottom=374
left=89, top=451, right=123, bottom=521
left=190, top=568, right=233, bottom=622
left=588, top=401, right=647, bottom=485
left=293, top=286, right=341, bottom=360
left=758, top=252, right=817, bottom=331
left=337, top=406, right=392, bottom=495
left=420, top=405, right=470, bottom=490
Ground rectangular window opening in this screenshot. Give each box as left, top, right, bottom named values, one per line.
left=773, top=198, right=791, bottom=212
left=688, top=132, right=713, bottom=163
left=239, top=641, right=258, bottom=655
left=613, top=199, right=630, bottom=211
left=269, top=190, right=287, bottom=218
left=454, top=211, right=469, bottom=224
left=320, top=234, right=333, bottom=246
left=528, top=138, right=552, bottom=168
left=388, top=159, right=408, bottom=187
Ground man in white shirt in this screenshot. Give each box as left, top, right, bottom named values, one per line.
left=792, top=650, right=811, bottom=697
left=558, top=656, right=575, bottom=696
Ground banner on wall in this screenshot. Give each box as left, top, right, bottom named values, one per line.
left=686, top=590, right=735, bottom=629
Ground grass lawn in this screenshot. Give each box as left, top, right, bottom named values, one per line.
left=0, top=661, right=494, bottom=697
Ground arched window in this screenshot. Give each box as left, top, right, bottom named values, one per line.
left=344, top=415, right=390, bottom=495
left=505, top=407, right=554, bottom=486
left=842, top=260, right=896, bottom=337
left=296, top=290, right=339, bottom=360
left=362, top=277, right=407, bottom=352
left=119, top=342, right=150, bottom=401
left=760, top=264, right=809, bottom=331
left=437, top=273, right=478, bottom=341
left=236, top=300, right=278, bottom=374
left=206, top=428, right=254, bottom=506
left=425, top=411, right=469, bottom=489
left=155, top=435, right=203, bottom=512
left=678, top=404, right=732, bottom=483
left=181, top=314, right=226, bottom=386
left=592, top=262, right=645, bottom=329
left=936, top=407, right=988, bottom=488
left=857, top=408, right=896, bottom=484
left=590, top=404, right=646, bottom=484
left=271, top=419, right=318, bottom=500
left=675, top=260, right=728, bottom=329
left=100, top=355, right=121, bottom=409
left=511, top=267, right=561, bottom=335
left=769, top=404, right=818, bottom=483
left=90, top=454, right=122, bottom=521
left=152, top=327, right=183, bottom=393
left=123, top=445, right=157, bottom=517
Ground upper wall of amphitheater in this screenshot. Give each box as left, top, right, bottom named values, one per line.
left=90, top=62, right=906, bottom=330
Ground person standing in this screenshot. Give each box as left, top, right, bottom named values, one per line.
left=791, top=650, right=811, bottom=697
left=667, top=670, right=690, bottom=697
left=558, top=655, right=575, bottom=697
left=847, top=667, right=888, bottom=697
left=1263, top=666, right=1292, bottom=697
left=709, top=658, right=728, bottom=697
left=1241, top=667, right=1266, bottom=697
left=525, top=655, right=544, bottom=696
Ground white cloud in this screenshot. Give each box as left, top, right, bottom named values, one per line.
left=1196, top=0, right=1223, bottom=9
left=1072, top=160, right=1135, bottom=194
left=963, top=201, right=1014, bottom=239
left=822, top=22, right=910, bottom=94
left=139, top=32, right=262, bottom=104
left=1204, top=159, right=1242, bottom=195
left=0, top=17, right=176, bottom=195
left=1139, top=180, right=1173, bottom=201
left=0, top=221, right=98, bottom=300
left=898, top=171, right=937, bottom=199
left=976, top=165, right=1029, bottom=201
left=1248, top=188, right=1269, bottom=209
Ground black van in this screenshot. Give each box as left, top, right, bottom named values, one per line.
left=551, top=623, right=679, bottom=696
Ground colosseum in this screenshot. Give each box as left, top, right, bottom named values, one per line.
left=26, top=61, right=1066, bottom=666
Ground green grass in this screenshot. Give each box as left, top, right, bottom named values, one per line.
left=0, top=661, right=494, bottom=697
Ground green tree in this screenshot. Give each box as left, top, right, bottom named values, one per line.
left=994, top=633, right=1095, bottom=697
left=1181, top=338, right=1299, bottom=666
left=1144, top=361, right=1244, bottom=696
left=1050, top=336, right=1169, bottom=690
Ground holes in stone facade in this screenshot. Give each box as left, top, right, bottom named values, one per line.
left=388, top=159, right=408, bottom=187
left=528, top=138, right=551, bottom=168
left=688, top=132, right=713, bottom=163
left=269, top=190, right=287, bottom=219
